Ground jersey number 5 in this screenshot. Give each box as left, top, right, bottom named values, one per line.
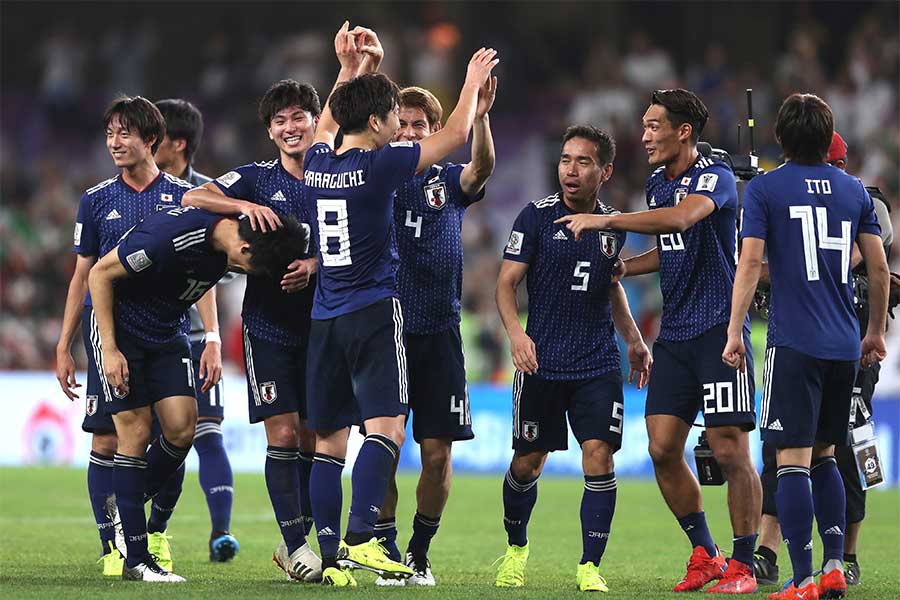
left=317, top=199, right=352, bottom=266
left=572, top=261, right=591, bottom=291
left=789, top=205, right=851, bottom=283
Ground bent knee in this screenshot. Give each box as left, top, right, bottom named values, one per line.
left=582, top=442, right=614, bottom=474
left=510, top=452, right=546, bottom=481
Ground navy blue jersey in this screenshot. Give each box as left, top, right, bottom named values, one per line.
left=741, top=162, right=881, bottom=361
left=214, top=160, right=313, bottom=346
left=394, top=162, right=484, bottom=334
left=113, top=207, right=229, bottom=344
left=503, top=194, right=625, bottom=380
left=646, top=156, right=744, bottom=341
left=303, top=141, right=421, bottom=320
left=74, top=172, right=193, bottom=306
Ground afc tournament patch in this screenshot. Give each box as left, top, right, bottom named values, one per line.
left=126, top=249, right=153, bottom=272
left=675, top=187, right=689, bottom=204
left=522, top=420, right=539, bottom=442
left=696, top=173, right=718, bottom=192
left=260, top=381, right=278, bottom=404
left=600, top=232, right=618, bottom=258
left=216, top=171, right=241, bottom=188
left=85, top=395, right=98, bottom=416
left=424, top=182, right=448, bottom=210
left=73, top=222, right=83, bottom=246
left=506, top=231, right=524, bottom=255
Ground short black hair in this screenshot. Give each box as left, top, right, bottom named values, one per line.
left=562, top=125, right=616, bottom=165
left=237, top=213, right=309, bottom=279
left=329, top=73, right=400, bottom=135
left=155, top=99, right=204, bottom=163
left=258, top=79, right=322, bottom=126
left=103, top=96, right=166, bottom=154
left=775, top=93, right=834, bottom=165
left=650, top=89, right=709, bottom=144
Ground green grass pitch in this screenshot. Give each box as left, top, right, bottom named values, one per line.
left=1, top=467, right=897, bottom=598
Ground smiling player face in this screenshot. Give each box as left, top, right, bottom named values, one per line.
left=268, top=106, right=317, bottom=159
left=558, top=137, right=609, bottom=205
left=395, top=105, right=436, bottom=142
left=106, top=115, right=155, bottom=169
left=641, top=103, right=683, bottom=167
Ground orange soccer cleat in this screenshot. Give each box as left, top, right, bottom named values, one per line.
left=674, top=546, right=726, bottom=592
left=768, top=581, right=819, bottom=600
left=817, top=568, right=846, bottom=599
left=707, top=559, right=758, bottom=594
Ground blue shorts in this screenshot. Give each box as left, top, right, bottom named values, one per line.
left=512, top=370, right=624, bottom=452
left=759, top=346, right=856, bottom=448
left=81, top=306, right=116, bottom=433
left=405, top=327, right=473, bottom=443
left=646, top=324, right=756, bottom=430
left=191, top=340, right=225, bottom=420
left=306, top=298, right=409, bottom=432
left=241, top=326, right=307, bottom=424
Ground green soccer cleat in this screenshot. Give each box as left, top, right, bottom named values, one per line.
left=322, top=566, right=357, bottom=587
left=576, top=561, right=609, bottom=592
left=99, top=541, right=124, bottom=577
left=147, top=531, right=173, bottom=572
left=494, top=543, right=529, bottom=587
left=336, top=538, right=414, bottom=579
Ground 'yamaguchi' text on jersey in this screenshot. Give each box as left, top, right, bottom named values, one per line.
left=741, top=162, right=881, bottom=361
left=503, top=193, right=625, bottom=380
left=214, top=160, right=314, bottom=346
left=394, top=163, right=484, bottom=334
left=114, top=207, right=229, bottom=344
left=646, top=156, right=743, bottom=341
left=303, top=141, right=421, bottom=320
left=74, top=172, right=193, bottom=306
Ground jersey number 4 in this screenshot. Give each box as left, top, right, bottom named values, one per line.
left=789, top=205, right=851, bottom=283
left=317, top=199, right=352, bottom=266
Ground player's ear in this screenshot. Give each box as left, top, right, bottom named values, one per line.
left=601, top=162, right=614, bottom=182
left=431, top=120, right=442, bottom=133
left=267, top=126, right=274, bottom=141
left=174, top=138, right=187, bottom=154
left=679, top=123, right=692, bottom=144
left=369, top=113, right=380, bottom=134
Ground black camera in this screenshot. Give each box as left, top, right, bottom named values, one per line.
left=694, top=430, right=726, bottom=486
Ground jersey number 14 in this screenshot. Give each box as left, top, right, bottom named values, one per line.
left=789, top=205, right=851, bottom=283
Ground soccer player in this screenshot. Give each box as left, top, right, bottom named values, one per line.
left=88, top=205, right=309, bottom=582
left=182, top=80, right=332, bottom=580
left=733, top=114, right=890, bottom=600
left=54, top=96, right=198, bottom=576
left=153, top=97, right=238, bottom=563
left=372, top=80, right=496, bottom=586
left=557, top=89, right=761, bottom=593
left=302, top=24, right=498, bottom=586
left=494, top=126, right=651, bottom=592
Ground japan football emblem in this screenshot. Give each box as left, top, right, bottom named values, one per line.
left=522, top=421, right=539, bottom=442
left=85, top=395, right=98, bottom=416
left=260, top=381, right=278, bottom=404
left=424, top=182, right=448, bottom=210
left=599, top=233, right=618, bottom=258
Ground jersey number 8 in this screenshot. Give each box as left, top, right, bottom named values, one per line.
left=317, top=199, right=352, bottom=267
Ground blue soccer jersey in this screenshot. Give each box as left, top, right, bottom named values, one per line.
left=213, top=160, right=314, bottom=346
left=74, top=172, right=194, bottom=305
left=646, top=156, right=743, bottom=341
left=113, top=207, right=229, bottom=344
left=503, top=194, right=626, bottom=380
left=303, top=141, right=421, bottom=320
left=741, top=162, right=881, bottom=361
left=394, top=163, right=484, bottom=334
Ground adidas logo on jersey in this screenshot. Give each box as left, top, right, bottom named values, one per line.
left=767, top=419, right=783, bottom=431
left=823, top=526, right=843, bottom=535
left=271, top=190, right=286, bottom=202
left=105, top=209, right=122, bottom=220
left=553, top=230, right=568, bottom=240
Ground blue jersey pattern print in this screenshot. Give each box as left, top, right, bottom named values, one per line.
left=394, top=162, right=484, bottom=334
left=741, top=162, right=880, bottom=361
left=214, top=160, right=313, bottom=346
left=74, top=172, right=193, bottom=306
left=303, top=141, right=421, bottom=320
left=503, top=193, right=625, bottom=380
left=646, top=156, right=744, bottom=341
left=114, top=207, right=229, bottom=345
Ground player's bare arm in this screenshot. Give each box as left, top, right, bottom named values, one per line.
left=55, top=254, right=96, bottom=400
left=313, top=21, right=366, bottom=149
left=416, top=48, right=499, bottom=173
left=459, top=74, right=497, bottom=196
left=613, top=247, right=660, bottom=282
left=195, top=288, right=222, bottom=393
left=858, top=232, right=889, bottom=367
left=722, top=237, right=764, bottom=372
left=87, top=248, right=132, bottom=395
left=183, top=182, right=283, bottom=233
left=496, top=259, right=538, bottom=374
left=609, top=282, right=652, bottom=389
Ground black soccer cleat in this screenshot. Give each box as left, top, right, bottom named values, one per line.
left=753, top=552, right=779, bottom=586
left=845, top=560, right=860, bottom=586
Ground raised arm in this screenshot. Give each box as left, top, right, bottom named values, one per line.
left=557, top=195, right=715, bottom=240
left=56, top=254, right=95, bottom=400
left=88, top=248, right=132, bottom=395
left=459, top=75, right=497, bottom=197
left=313, top=21, right=366, bottom=149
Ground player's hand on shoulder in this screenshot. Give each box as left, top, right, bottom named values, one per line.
left=475, top=74, right=498, bottom=119
left=721, top=331, right=746, bottom=371
left=334, top=21, right=363, bottom=72
left=55, top=349, right=81, bottom=400
left=611, top=258, right=627, bottom=283
left=860, top=333, right=887, bottom=368
left=239, top=201, right=282, bottom=232
left=627, top=340, right=652, bottom=390
left=199, top=340, right=222, bottom=393
left=103, top=349, right=130, bottom=397
left=465, top=48, right=499, bottom=89
left=509, top=329, right=538, bottom=375
left=554, top=214, right=609, bottom=242
left=281, top=257, right=317, bottom=293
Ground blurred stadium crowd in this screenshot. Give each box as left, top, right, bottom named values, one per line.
left=2, top=1, right=898, bottom=381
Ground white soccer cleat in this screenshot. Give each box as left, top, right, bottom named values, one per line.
left=273, top=540, right=322, bottom=582
left=375, top=574, right=407, bottom=586
left=122, top=556, right=185, bottom=582
left=405, top=552, right=436, bottom=586
left=104, top=494, right=128, bottom=559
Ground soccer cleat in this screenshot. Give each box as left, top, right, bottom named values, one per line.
left=336, top=537, right=413, bottom=579
left=406, top=552, right=436, bottom=586
left=767, top=581, right=818, bottom=599
left=576, top=561, right=609, bottom=592
left=817, top=568, right=846, bottom=599
left=104, top=494, right=127, bottom=559
left=273, top=540, right=322, bottom=582
left=844, top=560, right=860, bottom=586
left=707, top=559, right=758, bottom=594
left=122, top=554, right=185, bottom=582
left=494, top=543, right=529, bottom=588
left=321, top=566, right=357, bottom=587
left=754, top=552, right=780, bottom=586
left=209, top=531, right=240, bottom=562
left=99, top=541, right=125, bottom=577
left=374, top=574, right=406, bottom=586
left=147, top=531, right=173, bottom=571
left=674, top=546, right=726, bottom=592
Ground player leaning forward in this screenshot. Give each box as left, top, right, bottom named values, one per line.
left=495, top=125, right=651, bottom=592
left=723, top=93, right=888, bottom=600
